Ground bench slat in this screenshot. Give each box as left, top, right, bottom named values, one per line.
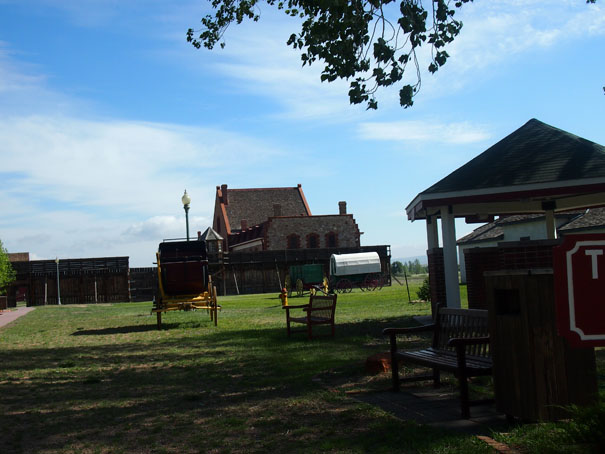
left=397, top=349, right=492, bottom=374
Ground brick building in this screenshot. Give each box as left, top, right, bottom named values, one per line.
left=213, top=184, right=361, bottom=252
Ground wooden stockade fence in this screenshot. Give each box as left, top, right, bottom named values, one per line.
left=8, top=257, right=131, bottom=306
left=129, top=267, right=157, bottom=302
left=5, top=245, right=392, bottom=305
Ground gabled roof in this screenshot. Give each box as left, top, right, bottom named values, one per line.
left=199, top=226, right=223, bottom=241
left=218, top=184, right=311, bottom=233
left=407, top=119, right=605, bottom=220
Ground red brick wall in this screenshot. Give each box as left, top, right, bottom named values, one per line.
left=265, top=215, right=360, bottom=250
left=427, top=248, right=446, bottom=316
left=498, top=240, right=557, bottom=270
left=464, top=247, right=500, bottom=310
left=464, top=240, right=559, bottom=310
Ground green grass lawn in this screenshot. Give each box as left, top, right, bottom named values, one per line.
left=0, top=281, right=601, bottom=454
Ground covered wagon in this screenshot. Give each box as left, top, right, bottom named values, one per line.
left=329, top=252, right=385, bottom=293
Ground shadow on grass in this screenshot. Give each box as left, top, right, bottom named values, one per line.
left=1, top=313, right=477, bottom=454
left=71, top=324, right=179, bottom=336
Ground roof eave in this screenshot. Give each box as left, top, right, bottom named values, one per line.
left=406, top=178, right=605, bottom=221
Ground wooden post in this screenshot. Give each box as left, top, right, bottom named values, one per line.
left=545, top=209, right=556, bottom=239
left=403, top=271, right=411, bottom=303
left=233, top=270, right=240, bottom=295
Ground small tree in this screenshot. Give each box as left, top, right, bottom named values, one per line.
left=416, top=276, right=431, bottom=302
left=0, top=239, right=16, bottom=295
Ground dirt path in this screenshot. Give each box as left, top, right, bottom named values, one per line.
left=0, top=307, right=35, bottom=329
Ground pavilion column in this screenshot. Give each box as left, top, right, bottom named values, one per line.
left=426, top=215, right=439, bottom=249
left=440, top=206, right=461, bottom=308
left=426, top=215, right=445, bottom=317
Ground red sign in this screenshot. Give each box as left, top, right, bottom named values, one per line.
left=554, top=234, right=605, bottom=347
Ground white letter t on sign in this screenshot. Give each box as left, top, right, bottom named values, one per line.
left=585, top=249, right=603, bottom=279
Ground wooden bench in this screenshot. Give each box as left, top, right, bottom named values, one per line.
left=383, top=305, right=492, bottom=418
left=283, top=294, right=337, bottom=340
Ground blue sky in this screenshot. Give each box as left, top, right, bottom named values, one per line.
left=1, top=0, right=604, bottom=267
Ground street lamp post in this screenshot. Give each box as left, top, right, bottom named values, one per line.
left=55, top=257, right=62, bottom=305
left=182, top=190, right=191, bottom=241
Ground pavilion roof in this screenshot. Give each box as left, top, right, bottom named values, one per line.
left=406, top=119, right=605, bottom=221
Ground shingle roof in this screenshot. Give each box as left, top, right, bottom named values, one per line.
left=423, top=119, right=605, bottom=195
left=457, top=222, right=503, bottom=245
left=458, top=211, right=592, bottom=245
left=559, top=207, right=605, bottom=232
left=221, top=185, right=311, bottom=231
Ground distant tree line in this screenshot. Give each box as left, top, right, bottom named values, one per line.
left=391, top=259, right=427, bottom=276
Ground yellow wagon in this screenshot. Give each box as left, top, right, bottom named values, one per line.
left=151, top=240, right=220, bottom=329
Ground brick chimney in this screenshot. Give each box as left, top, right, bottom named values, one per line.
left=241, top=219, right=248, bottom=230
left=339, top=201, right=347, bottom=215
left=221, top=184, right=228, bottom=205
left=273, top=203, right=282, bottom=217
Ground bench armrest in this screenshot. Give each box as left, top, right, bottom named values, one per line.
left=447, top=336, right=490, bottom=348
left=382, top=324, right=435, bottom=336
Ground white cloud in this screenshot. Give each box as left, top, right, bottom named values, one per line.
left=202, top=17, right=364, bottom=122
left=121, top=215, right=209, bottom=241
left=0, top=42, right=46, bottom=92
left=358, top=120, right=490, bottom=145
left=0, top=22, right=295, bottom=267
left=420, top=0, right=605, bottom=96
left=0, top=113, right=289, bottom=265
left=0, top=115, right=284, bottom=213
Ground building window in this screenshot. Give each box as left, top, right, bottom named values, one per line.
left=287, top=234, right=301, bottom=249
left=325, top=232, right=338, bottom=248
left=306, top=233, right=320, bottom=249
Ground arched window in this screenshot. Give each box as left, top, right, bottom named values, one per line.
left=287, top=234, right=301, bottom=249
left=306, top=233, right=320, bottom=249
left=325, top=232, right=338, bottom=248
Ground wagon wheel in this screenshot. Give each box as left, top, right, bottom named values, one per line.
left=335, top=279, right=352, bottom=294
left=285, top=275, right=292, bottom=297
left=296, top=279, right=304, bottom=296
left=363, top=274, right=381, bottom=291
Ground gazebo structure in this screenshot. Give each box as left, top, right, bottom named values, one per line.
left=406, top=118, right=605, bottom=310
